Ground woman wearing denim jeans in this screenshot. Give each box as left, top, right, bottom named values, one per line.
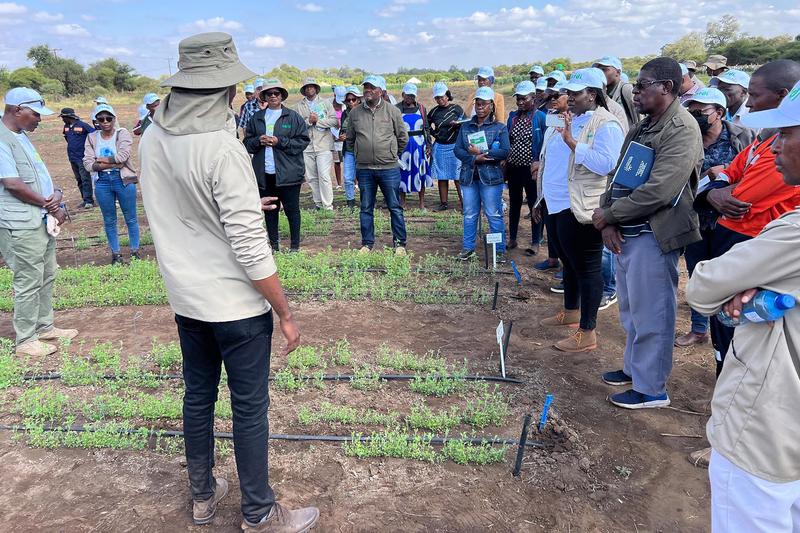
left=83, top=104, right=140, bottom=265
left=339, top=86, right=362, bottom=210
left=454, top=86, right=510, bottom=262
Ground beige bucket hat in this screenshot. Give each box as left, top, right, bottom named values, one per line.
left=160, top=32, right=257, bottom=89
left=703, top=54, right=728, bottom=71
left=299, top=77, right=321, bottom=94
left=260, top=78, right=289, bottom=101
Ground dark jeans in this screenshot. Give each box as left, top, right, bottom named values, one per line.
left=176, top=312, right=276, bottom=524
left=260, top=173, right=301, bottom=251
left=547, top=209, right=603, bottom=330
left=542, top=202, right=559, bottom=260
left=70, top=160, right=94, bottom=204
left=705, top=224, right=751, bottom=376
left=358, top=168, right=407, bottom=247
left=506, top=164, right=542, bottom=244
left=95, top=171, right=140, bottom=254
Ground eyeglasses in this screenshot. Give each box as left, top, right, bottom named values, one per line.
left=264, top=91, right=282, bottom=98
left=95, top=116, right=114, bottom=123
left=474, top=101, right=492, bottom=108
left=344, top=97, right=358, bottom=103
left=18, top=99, right=45, bottom=108
left=633, top=79, right=670, bottom=91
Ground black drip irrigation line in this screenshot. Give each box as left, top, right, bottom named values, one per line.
left=22, top=372, right=525, bottom=385
left=0, top=424, right=546, bottom=449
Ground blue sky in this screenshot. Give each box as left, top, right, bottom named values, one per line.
left=1, top=0, right=799, bottom=77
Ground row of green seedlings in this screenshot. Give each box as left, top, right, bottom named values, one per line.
left=274, top=341, right=477, bottom=397
left=71, top=229, right=155, bottom=251
left=0, top=250, right=488, bottom=311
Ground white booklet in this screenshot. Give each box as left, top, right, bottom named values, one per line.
left=467, top=131, right=489, bottom=153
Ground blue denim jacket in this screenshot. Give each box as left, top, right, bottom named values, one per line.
left=454, top=118, right=510, bottom=186
left=507, top=110, right=547, bottom=161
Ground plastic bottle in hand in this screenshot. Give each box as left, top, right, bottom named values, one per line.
left=717, top=290, right=796, bottom=327
left=491, top=140, right=500, bottom=151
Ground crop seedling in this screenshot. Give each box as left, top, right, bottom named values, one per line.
left=409, top=365, right=468, bottom=397
left=0, top=338, right=23, bottom=389
left=298, top=402, right=400, bottom=426
left=287, top=345, right=326, bottom=369
left=377, top=345, right=447, bottom=373
left=17, top=387, right=71, bottom=422
left=440, top=436, right=508, bottom=465
left=343, top=429, right=438, bottom=463
left=462, top=385, right=510, bottom=428
left=350, top=364, right=383, bottom=391
left=406, top=404, right=461, bottom=432
left=273, top=368, right=306, bottom=392
left=151, top=340, right=182, bottom=370
left=328, top=339, right=352, bottom=366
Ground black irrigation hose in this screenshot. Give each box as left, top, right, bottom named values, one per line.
left=0, top=424, right=546, bottom=449
left=22, top=372, right=525, bottom=385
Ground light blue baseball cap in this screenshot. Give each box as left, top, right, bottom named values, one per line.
left=544, top=70, right=567, bottom=84
left=333, top=85, right=347, bottom=104
left=593, top=56, right=622, bottom=71
left=94, top=96, right=108, bottom=104
left=92, top=104, right=116, bottom=120
left=545, top=81, right=567, bottom=93
left=529, top=65, right=545, bottom=75
left=742, top=79, right=800, bottom=128
left=680, top=63, right=689, bottom=77
left=254, top=78, right=266, bottom=88
left=362, top=75, right=386, bottom=91
left=244, top=84, right=255, bottom=94
left=143, top=92, right=160, bottom=105
left=432, top=81, right=449, bottom=98
left=684, top=87, right=730, bottom=109
left=564, top=68, right=606, bottom=92
left=535, top=78, right=548, bottom=91
left=514, top=80, right=536, bottom=96
left=713, top=69, right=750, bottom=89
left=476, top=66, right=495, bottom=82
left=4, top=87, right=54, bottom=115
left=620, top=72, right=629, bottom=83
left=402, top=82, right=418, bottom=96
left=475, top=86, right=495, bottom=101
left=345, top=85, right=363, bottom=98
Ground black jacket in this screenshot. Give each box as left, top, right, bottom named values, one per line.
left=243, top=106, right=310, bottom=188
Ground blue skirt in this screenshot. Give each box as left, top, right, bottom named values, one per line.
left=431, top=142, right=460, bottom=181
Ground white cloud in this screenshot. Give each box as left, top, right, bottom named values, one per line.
left=33, top=11, right=63, bottom=23
left=181, top=17, right=243, bottom=33
left=81, top=14, right=96, bottom=22
left=51, top=24, right=90, bottom=37
left=252, top=34, right=286, bottom=48
left=296, top=2, right=323, bottom=12
left=377, top=0, right=428, bottom=17
left=98, top=46, right=134, bottom=56
left=417, top=31, right=434, bottom=43
left=367, top=28, right=399, bottom=42
left=0, top=3, right=26, bottom=15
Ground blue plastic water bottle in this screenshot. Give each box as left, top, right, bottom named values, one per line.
left=491, top=140, right=500, bottom=151
left=717, top=290, right=796, bottom=327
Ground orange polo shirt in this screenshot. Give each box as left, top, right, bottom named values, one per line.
left=718, top=133, right=800, bottom=237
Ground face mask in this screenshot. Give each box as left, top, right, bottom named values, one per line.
left=691, top=112, right=714, bottom=134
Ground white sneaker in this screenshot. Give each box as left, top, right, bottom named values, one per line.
left=16, top=339, right=57, bottom=357
left=358, top=246, right=371, bottom=254
left=395, top=246, right=407, bottom=257
left=38, top=327, right=79, bottom=341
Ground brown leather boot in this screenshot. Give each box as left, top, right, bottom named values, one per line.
left=540, top=309, right=580, bottom=327
left=555, top=329, right=598, bottom=352
left=193, top=477, right=229, bottom=525
left=242, top=502, right=320, bottom=532
left=674, top=331, right=709, bottom=347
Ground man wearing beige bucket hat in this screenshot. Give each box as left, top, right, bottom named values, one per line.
left=138, top=32, right=319, bottom=533
left=294, top=77, right=338, bottom=210
left=704, top=54, right=729, bottom=77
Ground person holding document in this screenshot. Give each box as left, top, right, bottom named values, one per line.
left=536, top=68, right=625, bottom=353
left=454, top=86, right=510, bottom=262
left=592, top=57, right=703, bottom=410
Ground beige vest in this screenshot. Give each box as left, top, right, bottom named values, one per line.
left=0, top=122, right=45, bottom=230
left=568, top=107, right=623, bottom=224
left=536, top=107, right=623, bottom=224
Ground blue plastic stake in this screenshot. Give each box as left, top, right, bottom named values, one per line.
left=510, top=260, right=522, bottom=284
left=538, top=394, right=554, bottom=433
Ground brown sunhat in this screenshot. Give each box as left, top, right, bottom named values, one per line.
left=299, top=77, right=321, bottom=94
left=260, top=78, right=289, bottom=100
left=160, top=32, right=257, bottom=90
left=681, top=60, right=698, bottom=71
left=703, top=54, right=728, bottom=70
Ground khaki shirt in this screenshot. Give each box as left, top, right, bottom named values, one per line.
left=687, top=210, right=800, bottom=483
left=138, top=120, right=276, bottom=322
left=294, top=97, right=338, bottom=153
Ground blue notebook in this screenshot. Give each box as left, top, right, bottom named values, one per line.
left=612, top=141, right=654, bottom=190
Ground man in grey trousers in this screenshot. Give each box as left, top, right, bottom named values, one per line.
left=592, top=57, right=703, bottom=409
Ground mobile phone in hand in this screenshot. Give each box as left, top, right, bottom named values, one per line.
left=546, top=113, right=565, bottom=129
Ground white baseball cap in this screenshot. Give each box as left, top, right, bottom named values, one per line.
left=684, top=87, right=728, bottom=108
left=713, top=69, right=750, bottom=89
left=475, top=86, right=495, bottom=101
left=564, top=68, right=605, bottom=92
left=4, top=87, right=54, bottom=115
left=529, top=65, right=545, bottom=75
left=94, top=96, right=108, bottom=104
left=742, top=80, right=800, bottom=128
left=514, top=80, right=536, bottom=96
left=432, top=82, right=449, bottom=98
left=402, top=82, right=418, bottom=97
left=593, top=56, right=622, bottom=71
left=92, top=104, right=116, bottom=121
left=535, top=78, right=548, bottom=91
left=143, top=92, right=160, bottom=105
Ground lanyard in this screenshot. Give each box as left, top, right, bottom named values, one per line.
left=744, top=131, right=776, bottom=170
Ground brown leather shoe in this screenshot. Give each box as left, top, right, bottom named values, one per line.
left=193, top=477, right=229, bottom=525
left=38, top=327, right=79, bottom=341
left=242, top=502, right=320, bottom=532
left=540, top=309, right=580, bottom=327
left=555, top=329, right=598, bottom=352
left=15, top=340, right=57, bottom=357
left=674, top=331, right=709, bottom=347
left=687, top=447, right=711, bottom=469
